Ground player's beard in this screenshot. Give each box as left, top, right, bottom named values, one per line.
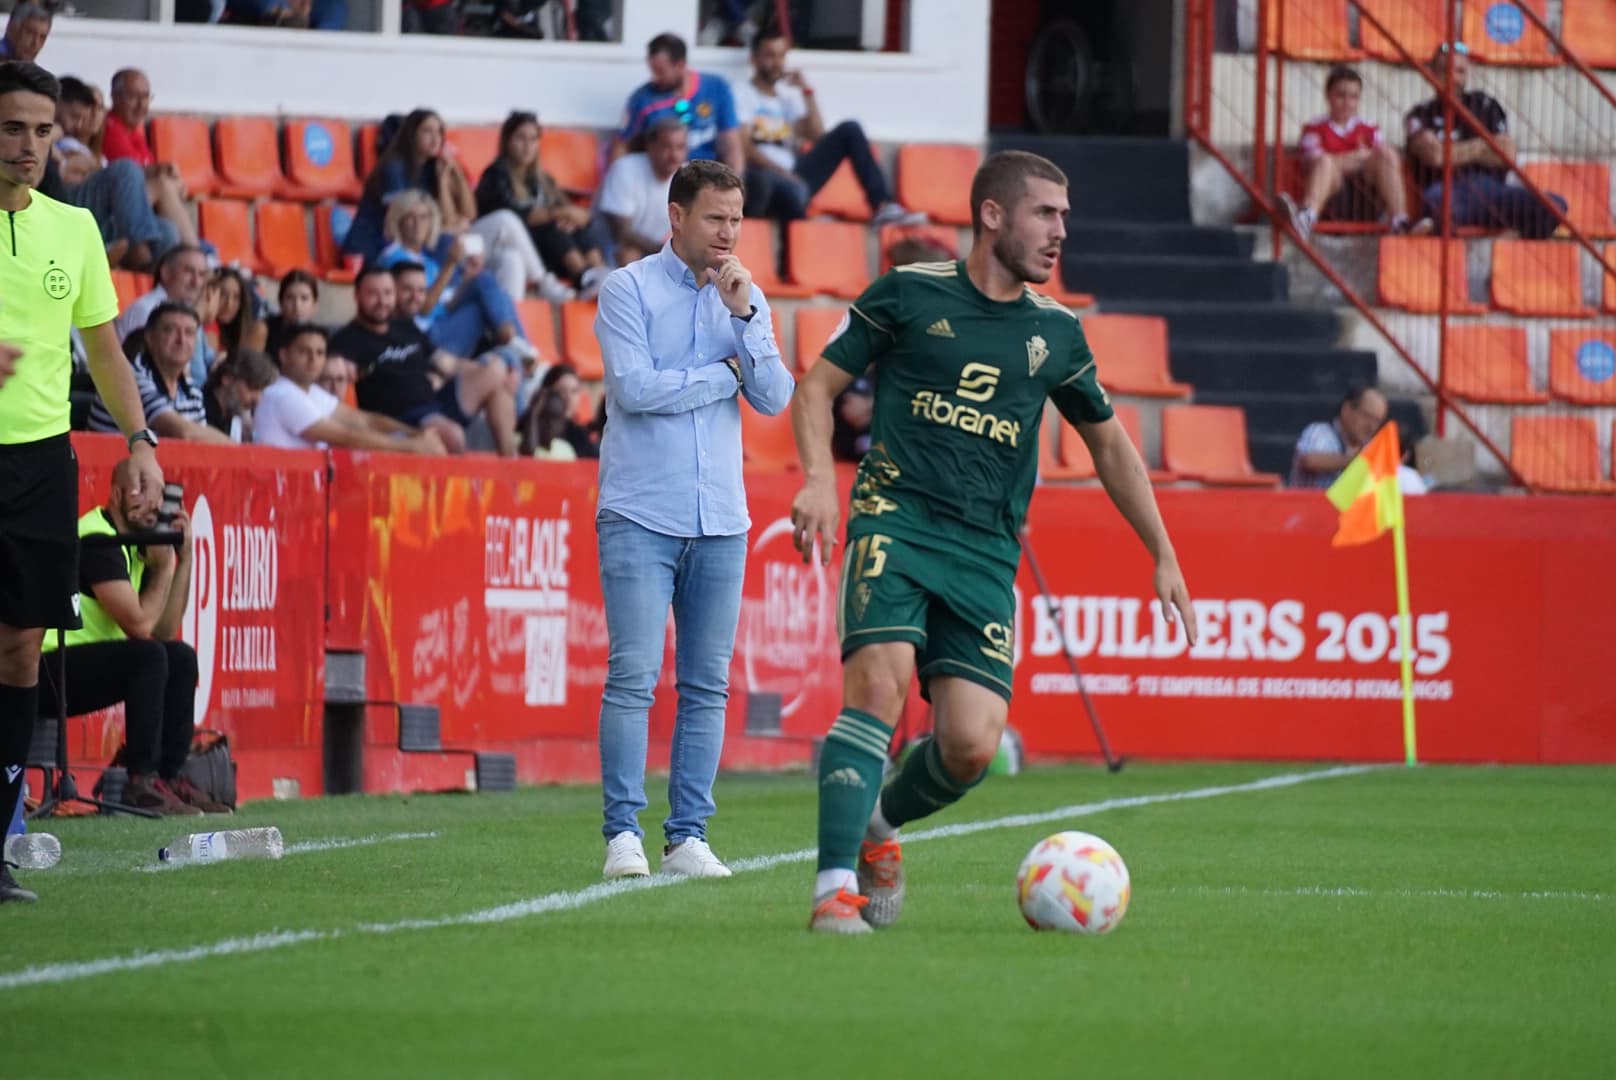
left=992, top=231, right=1053, bottom=285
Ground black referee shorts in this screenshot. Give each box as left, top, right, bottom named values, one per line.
left=0, top=434, right=81, bottom=631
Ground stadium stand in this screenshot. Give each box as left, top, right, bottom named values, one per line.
left=1082, top=314, right=1192, bottom=398
left=147, top=114, right=218, bottom=196
left=1161, top=405, right=1283, bottom=487
left=1462, top=0, right=1557, bottom=66
left=1378, top=237, right=1486, bottom=314
left=254, top=200, right=318, bottom=278
left=1562, top=0, right=1616, bottom=67
left=560, top=299, right=605, bottom=381
left=517, top=298, right=561, bottom=362
left=1490, top=240, right=1593, bottom=318
left=1510, top=414, right=1614, bottom=492
left=793, top=306, right=847, bottom=375
left=805, top=159, right=871, bottom=221
left=1359, top=0, right=1447, bottom=63
left=894, top=144, right=979, bottom=226
left=1548, top=329, right=1616, bottom=405
left=539, top=127, right=602, bottom=197
left=197, top=197, right=266, bottom=273
left=215, top=114, right=290, bottom=199
left=736, top=222, right=815, bottom=298
left=1262, top=0, right=1359, bottom=60
left=740, top=407, right=799, bottom=469
left=1439, top=324, right=1547, bottom=404
left=1517, top=161, right=1614, bottom=238
left=444, top=124, right=500, bottom=185
left=312, top=202, right=358, bottom=283
left=785, top=219, right=870, bottom=298
left=284, top=118, right=363, bottom=201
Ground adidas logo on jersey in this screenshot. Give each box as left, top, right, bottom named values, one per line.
left=925, top=318, right=956, bottom=338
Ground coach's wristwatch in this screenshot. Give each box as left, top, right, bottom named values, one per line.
left=127, top=428, right=159, bottom=451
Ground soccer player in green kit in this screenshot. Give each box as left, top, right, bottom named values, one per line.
left=789, top=150, right=1199, bottom=933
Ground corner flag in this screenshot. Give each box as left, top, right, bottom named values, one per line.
left=1325, top=424, right=1419, bottom=766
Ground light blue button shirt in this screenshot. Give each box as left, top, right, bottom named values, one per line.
left=595, top=243, right=795, bottom=538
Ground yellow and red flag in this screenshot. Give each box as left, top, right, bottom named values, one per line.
left=1325, top=424, right=1403, bottom=547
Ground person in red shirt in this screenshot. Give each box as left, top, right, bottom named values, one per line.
left=101, top=68, right=192, bottom=247
left=1279, top=66, right=1426, bottom=241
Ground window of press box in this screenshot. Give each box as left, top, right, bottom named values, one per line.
left=699, top=0, right=913, bottom=53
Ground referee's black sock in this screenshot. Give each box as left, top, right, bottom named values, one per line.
left=0, top=682, right=38, bottom=828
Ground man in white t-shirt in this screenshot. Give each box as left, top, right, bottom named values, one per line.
left=733, top=29, right=924, bottom=226
left=254, top=323, right=446, bottom=454
left=596, top=117, right=689, bottom=265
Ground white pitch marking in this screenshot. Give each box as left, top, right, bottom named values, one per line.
left=1170, top=884, right=1609, bottom=903
left=0, top=766, right=1373, bottom=990
left=132, top=830, right=442, bottom=872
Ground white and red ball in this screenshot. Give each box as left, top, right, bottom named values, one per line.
left=1015, top=830, right=1131, bottom=934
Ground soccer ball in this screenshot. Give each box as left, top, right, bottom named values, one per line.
left=1015, top=831, right=1131, bottom=934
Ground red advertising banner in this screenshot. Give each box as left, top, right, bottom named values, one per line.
left=71, top=435, right=328, bottom=800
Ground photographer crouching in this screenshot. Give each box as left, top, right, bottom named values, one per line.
left=36, top=460, right=227, bottom=816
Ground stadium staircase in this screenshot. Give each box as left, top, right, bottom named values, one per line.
left=992, top=134, right=1411, bottom=476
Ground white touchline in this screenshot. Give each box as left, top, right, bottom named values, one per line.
left=124, top=831, right=443, bottom=873
left=0, top=765, right=1374, bottom=990
left=1170, top=884, right=1610, bottom=903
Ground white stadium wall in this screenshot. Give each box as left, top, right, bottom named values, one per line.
left=40, top=0, right=992, bottom=143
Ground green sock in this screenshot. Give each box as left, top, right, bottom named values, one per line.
left=815, top=709, right=893, bottom=872
left=878, top=736, right=977, bottom=830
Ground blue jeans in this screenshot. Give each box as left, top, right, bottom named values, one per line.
left=744, top=120, right=892, bottom=221
left=1421, top=175, right=1568, bottom=240
left=67, top=159, right=180, bottom=256
left=597, top=511, right=747, bottom=844
left=427, top=271, right=526, bottom=359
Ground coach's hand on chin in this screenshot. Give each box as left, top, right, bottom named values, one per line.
left=706, top=255, right=754, bottom=317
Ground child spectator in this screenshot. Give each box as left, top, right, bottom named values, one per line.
left=265, top=269, right=321, bottom=358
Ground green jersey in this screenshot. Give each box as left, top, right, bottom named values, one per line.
left=822, top=260, right=1112, bottom=571
left=0, top=189, right=120, bottom=445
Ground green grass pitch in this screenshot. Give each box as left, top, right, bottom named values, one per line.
left=3, top=762, right=1613, bottom=1078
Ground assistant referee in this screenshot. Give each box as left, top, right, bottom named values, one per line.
left=0, top=61, right=162, bottom=905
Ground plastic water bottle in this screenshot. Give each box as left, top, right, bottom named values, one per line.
left=4, top=832, right=61, bottom=870
left=158, top=827, right=284, bottom=864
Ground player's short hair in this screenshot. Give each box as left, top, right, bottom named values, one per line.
left=647, top=33, right=687, bottom=63
left=969, top=150, right=1068, bottom=234
left=668, top=159, right=744, bottom=211
left=146, top=300, right=200, bottom=336
left=1325, top=65, right=1362, bottom=92
left=388, top=259, right=428, bottom=280
left=57, top=75, right=95, bottom=108
left=0, top=60, right=60, bottom=103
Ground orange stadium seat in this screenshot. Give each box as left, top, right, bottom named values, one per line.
left=1561, top=0, right=1616, bottom=68
left=197, top=198, right=265, bottom=273
left=877, top=224, right=959, bottom=273
left=312, top=202, right=357, bottom=283
left=806, top=159, right=871, bottom=222
left=254, top=200, right=317, bottom=277
left=1510, top=414, right=1614, bottom=492
left=896, top=144, right=979, bottom=226
left=539, top=128, right=600, bottom=196
left=1548, top=328, right=1616, bottom=404
left=1049, top=402, right=1177, bottom=483
left=1378, top=237, right=1485, bottom=313
left=445, top=125, right=499, bottom=186
left=147, top=115, right=217, bottom=196
left=1360, top=0, right=1447, bottom=63
left=1491, top=239, right=1593, bottom=316
left=1464, top=0, right=1558, bottom=65
left=516, top=298, right=560, bottom=363
left=284, top=118, right=362, bottom=202
left=214, top=115, right=287, bottom=199
left=1113, top=403, right=1179, bottom=482
left=786, top=220, right=870, bottom=298
left=1161, top=405, right=1282, bottom=487
left=110, top=269, right=151, bottom=312
left=794, top=306, right=848, bottom=375
left=1262, top=0, right=1359, bottom=60
left=560, top=299, right=605, bottom=380
left=1082, top=314, right=1191, bottom=398
left=1606, top=244, right=1616, bottom=312
left=356, top=122, right=381, bottom=182
left=1518, top=161, right=1614, bottom=238
left=1039, top=404, right=1095, bottom=482
left=1440, top=323, right=1547, bottom=403
left=572, top=385, right=597, bottom=426
left=737, top=222, right=814, bottom=298
left=740, top=407, right=800, bottom=469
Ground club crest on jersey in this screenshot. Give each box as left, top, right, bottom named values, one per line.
left=1027, top=334, right=1049, bottom=376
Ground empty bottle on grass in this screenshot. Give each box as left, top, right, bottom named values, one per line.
left=4, top=832, right=62, bottom=870
left=159, top=826, right=284, bottom=864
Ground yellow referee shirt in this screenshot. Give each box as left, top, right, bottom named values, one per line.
left=0, top=189, right=119, bottom=445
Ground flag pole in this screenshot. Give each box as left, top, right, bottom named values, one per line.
left=1391, top=515, right=1418, bottom=767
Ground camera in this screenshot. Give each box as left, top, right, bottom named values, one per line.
left=158, top=482, right=184, bottom=528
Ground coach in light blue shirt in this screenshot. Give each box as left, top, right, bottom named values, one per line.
left=592, top=159, right=794, bottom=882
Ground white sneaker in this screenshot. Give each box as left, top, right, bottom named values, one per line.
left=603, top=831, right=650, bottom=879
left=579, top=266, right=609, bottom=301
left=659, top=838, right=732, bottom=878
left=871, top=202, right=929, bottom=228
left=536, top=274, right=576, bottom=303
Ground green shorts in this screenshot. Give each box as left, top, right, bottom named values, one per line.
left=838, top=526, right=1017, bottom=702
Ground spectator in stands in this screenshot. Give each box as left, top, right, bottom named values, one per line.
left=1280, top=66, right=1426, bottom=240
left=317, top=350, right=359, bottom=402
left=486, top=0, right=550, bottom=38
left=734, top=29, right=925, bottom=227
left=377, top=192, right=537, bottom=366
left=118, top=245, right=217, bottom=386
left=329, top=266, right=519, bottom=456
left=403, top=0, right=456, bottom=34
left=102, top=69, right=192, bottom=233
left=38, top=461, right=228, bottom=816
left=202, top=347, right=278, bottom=442
left=256, top=324, right=447, bottom=453
left=42, top=77, right=190, bottom=270
left=343, top=107, right=571, bottom=302
left=208, top=267, right=267, bottom=360
left=1396, top=419, right=1429, bottom=496
left=90, top=302, right=233, bottom=445
left=1288, top=383, right=1387, bottom=488
left=1405, top=44, right=1567, bottom=239
left=477, top=111, right=611, bottom=297
left=0, top=4, right=50, bottom=62
left=222, top=0, right=348, bottom=29
left=598, top=117, right=688, bottom=265
left=520, top=363, right=598, bottom=460
left=614, top=33, right=744, bottom=174
left=265, top=269, right=321, bottom=358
